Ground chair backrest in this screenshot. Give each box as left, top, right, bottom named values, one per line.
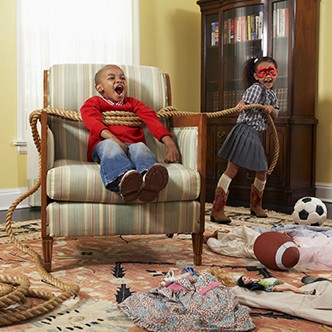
left=45, top=64, right=171, bottom=161
left=46, top=64, right=170, bottom=110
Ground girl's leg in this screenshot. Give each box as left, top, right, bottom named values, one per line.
left=224, top=162, right=240, bottom=180
left=211, top=162, right=239, bottom=224
left=250, top=170, right=268, bottom=217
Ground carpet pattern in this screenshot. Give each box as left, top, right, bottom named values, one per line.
left=1, top=206, right=332, bottom=331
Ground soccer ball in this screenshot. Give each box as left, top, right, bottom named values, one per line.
left=292, top=197, right=327, bottom=226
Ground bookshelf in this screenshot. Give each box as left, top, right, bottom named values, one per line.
left=197, top=0, right=320, bottom=213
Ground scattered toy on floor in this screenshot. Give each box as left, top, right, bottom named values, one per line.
left=292, top=196, right=327, bottom=226
left=160, top=267, right=197, bottom=287
left=253, top=231, right=300, bottom=270
left=237, top=275, right=316, bottom=295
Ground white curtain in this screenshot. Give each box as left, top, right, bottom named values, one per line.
left=16, top=0, right=140, bottom=204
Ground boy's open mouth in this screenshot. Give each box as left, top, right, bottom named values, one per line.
left=115, top=84, right=124, bottom=95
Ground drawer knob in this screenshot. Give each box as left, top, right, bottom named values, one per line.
left=218, top=130, right=226, bottom=138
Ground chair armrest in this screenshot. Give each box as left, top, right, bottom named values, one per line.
left=172, top=113, right=207, bottom=234
left=171, top=113, right=207, bottom=171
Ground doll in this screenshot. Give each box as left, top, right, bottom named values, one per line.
left=237, top=275, right=316, bottom=295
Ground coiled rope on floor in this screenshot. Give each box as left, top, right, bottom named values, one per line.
left=3, top=104, right=278, bottom=326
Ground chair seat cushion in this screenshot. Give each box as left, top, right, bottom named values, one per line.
left=47, top=160, right=200, bottom=203
left=46, top=201, right=200, bottom=237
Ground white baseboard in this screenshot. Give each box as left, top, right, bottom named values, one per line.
left=313, top=183, right=332, bottom=219
left=315, top=182, right=332, bottom=203
left=0, top=188, right=30, bottom=211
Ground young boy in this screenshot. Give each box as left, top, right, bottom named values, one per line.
left=80, top=65, right=179, bottom=202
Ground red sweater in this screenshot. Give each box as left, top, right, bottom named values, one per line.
left=80, top=96, right=171, bottom=161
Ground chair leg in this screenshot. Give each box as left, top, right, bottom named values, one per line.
left=192, top=232, right=203, bottom=266
left=42, top=236, right=54, bottom=272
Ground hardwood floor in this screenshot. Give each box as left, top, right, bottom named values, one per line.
left=0, top=207, right=41, bottom=224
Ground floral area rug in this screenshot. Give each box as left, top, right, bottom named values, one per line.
left=0, top=206, right=332, bottom=331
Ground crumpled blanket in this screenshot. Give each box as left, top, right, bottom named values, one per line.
left=234, top=280, right=332, bottom=326
left=118, top=272, right=255, bottom=332
left=207, top=226, right=259, bottom=259
left=207, top=225, right=332, bottom=270
left=292, top=233, right=332, bottom=270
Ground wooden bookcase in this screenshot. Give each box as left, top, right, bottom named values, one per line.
left=197, top=0, right=320, bottom=213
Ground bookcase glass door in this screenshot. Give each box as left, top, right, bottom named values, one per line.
left=272, top=0, right=289, bottom=114
left=205, top=13, right=220, bottom=112
left=222, top=5, right=264, bottom=109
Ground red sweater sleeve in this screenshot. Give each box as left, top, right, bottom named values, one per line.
left=80, top=97, right=109, bottom=138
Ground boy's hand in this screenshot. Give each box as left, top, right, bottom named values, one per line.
left=161, top=135, right=180, bottom=163
left=100, top=129, right=128, bottom=154
left=117, top=141, right=128, bottom=154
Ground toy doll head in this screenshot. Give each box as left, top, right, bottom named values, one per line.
left=237, top=275, right=265, bottom=291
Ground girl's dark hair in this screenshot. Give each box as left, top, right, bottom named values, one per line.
left=242, top=56, right=278, bottom=89
left=237, top=276, right=265, bottom=291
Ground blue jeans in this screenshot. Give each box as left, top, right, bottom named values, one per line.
left=92, top=139, right=157, bottom=191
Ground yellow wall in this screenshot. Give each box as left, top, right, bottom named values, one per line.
left=140, top=0, right=201, bottom=113
left=1, top=0, right=332, bottom=194
left=0, top=0, right=27, bottom=189
left=316, top=0, right=332, bottom=182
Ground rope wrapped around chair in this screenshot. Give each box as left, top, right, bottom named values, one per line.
left=3, top=103, right=278, bottom=326
left=102, top=104, right=279, bottom=175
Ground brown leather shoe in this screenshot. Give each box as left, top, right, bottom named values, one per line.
left=139, top=164, right=169, bottom=202
left=119, top=170, right=143, bottom=202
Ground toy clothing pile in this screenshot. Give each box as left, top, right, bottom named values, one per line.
left=118, top=271, right=254, bottom=332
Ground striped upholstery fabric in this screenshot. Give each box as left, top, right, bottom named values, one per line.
left=45, top=64, right=201, bottom=239
left=48, top=64, right=169, bottom=111
left=47, top=201, right=200, bottom=237
left=47, top=160, right=200, bottom=203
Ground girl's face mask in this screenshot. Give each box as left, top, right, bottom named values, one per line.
left=255, top=65, right=278, bottom=79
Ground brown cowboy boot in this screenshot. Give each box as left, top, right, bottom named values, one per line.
left=210, top=187, right=231, bottom=224
left=250, top=184, right=268, bottom=218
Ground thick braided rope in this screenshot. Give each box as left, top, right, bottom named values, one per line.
left=3, top=104, right=278, bottom=326
left=3, top=110, right=80, bottom=327
left=102, top=104, right=279, bottom=175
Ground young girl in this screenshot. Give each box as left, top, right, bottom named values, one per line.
left=237, top=275, right=316, bottom=295
left=211, top=56, right=280, bottom=223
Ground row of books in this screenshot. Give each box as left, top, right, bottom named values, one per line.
left=211, top=6, right=289, bottom=47
left=211, top=22, right=219, bottom=46
left=273, top=7, right=289, bottom=38
left=223, top=12, right=263, bottom=45
left=207, top=88, right=288, bottom=113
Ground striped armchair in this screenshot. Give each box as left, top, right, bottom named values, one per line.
left=40, top=64, right=207, bottom=271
